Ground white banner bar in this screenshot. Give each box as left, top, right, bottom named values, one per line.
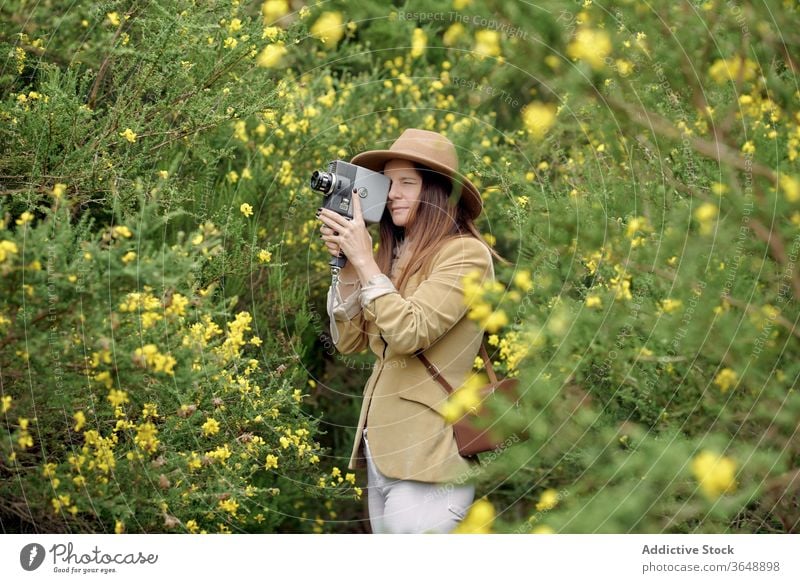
left=2, top=534, right=798, bottom=582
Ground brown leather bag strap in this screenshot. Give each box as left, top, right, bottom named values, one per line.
left=480, top=343, right=499, bottom=384
left=416, top=341, right=498, bottom=393
left=416, top=351, right=454, bottom=394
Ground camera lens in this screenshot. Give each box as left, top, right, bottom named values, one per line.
left=310, top=171, right=333, bottom=193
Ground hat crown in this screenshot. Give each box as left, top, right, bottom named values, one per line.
left=349, top=127, right=483, bottom=220
left=389, top=129, right=459, bottom=172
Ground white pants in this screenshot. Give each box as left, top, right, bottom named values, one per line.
left=363, top=428, right=475, bottom=534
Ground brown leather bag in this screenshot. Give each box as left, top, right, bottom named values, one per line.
left=415, top=342, right=525, bottom=457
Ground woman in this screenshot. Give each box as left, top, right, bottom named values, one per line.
left=317, top=129, right=505, bottom=534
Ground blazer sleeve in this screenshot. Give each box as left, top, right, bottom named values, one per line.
left=361, top=237, right=493, bottom=355
left=326, top=283, right=369, bottom=354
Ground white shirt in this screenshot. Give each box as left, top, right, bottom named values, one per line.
left=326, top=239, right=409, bottom=345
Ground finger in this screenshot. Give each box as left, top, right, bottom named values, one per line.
left=318, top=210, right=349, bottom=230
left=351, top=189, right=363, bottom=223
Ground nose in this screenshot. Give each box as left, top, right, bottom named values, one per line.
left=387, top=179, right=402, bottom=201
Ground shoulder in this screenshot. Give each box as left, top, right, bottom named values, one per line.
left=435, top=235, right=492, bottom=263
left=429, top=236, right=494, bottom=278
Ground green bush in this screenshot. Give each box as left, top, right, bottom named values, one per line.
left=2, top=0, right=798, bottom=533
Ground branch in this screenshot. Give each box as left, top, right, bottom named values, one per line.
left=720, top=295, right=800, bottom=340
left=607, top=97, right=778, bottom=183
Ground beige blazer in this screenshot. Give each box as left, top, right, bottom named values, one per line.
left=330, top=235, right=494, bottom=483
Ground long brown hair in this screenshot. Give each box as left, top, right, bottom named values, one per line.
left=375, top=162, right=509, bottom=295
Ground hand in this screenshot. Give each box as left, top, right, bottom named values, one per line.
left=322, top=237, right=340, bottom=258
left=318, top=190, right=373, bottom=268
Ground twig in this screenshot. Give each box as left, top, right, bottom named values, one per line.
left=720, top=295, right=800, bottom=340
left=607, top=97, right=778, bottom=183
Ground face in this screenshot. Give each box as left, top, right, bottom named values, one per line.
left=382, top=158, right=423, bottom=228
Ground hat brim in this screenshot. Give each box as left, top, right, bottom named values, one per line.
left=350, top=150, right=483, bottom=220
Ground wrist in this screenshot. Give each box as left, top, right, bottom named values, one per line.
left=354, top=259, right=383, bottom=286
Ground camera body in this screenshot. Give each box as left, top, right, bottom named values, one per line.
left=310, top=160, right=389, bottom=224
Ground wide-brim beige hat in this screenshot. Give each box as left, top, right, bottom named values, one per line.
left=350, top=128, right=483, bottom=220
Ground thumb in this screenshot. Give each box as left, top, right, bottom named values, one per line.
left=351, top=188, right=363, bottom=221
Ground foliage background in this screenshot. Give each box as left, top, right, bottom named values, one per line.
left=1, top=0, right=798, bottom=533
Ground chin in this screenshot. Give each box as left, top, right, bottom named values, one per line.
left=390, top=213, right=407, bottom=227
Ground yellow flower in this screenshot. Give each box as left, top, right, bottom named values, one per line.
left=659, top=298, right=683, bottom=314
left=708, top=57, right=757, bottom=85
left=0, top=240, right=19, bottom=263
left=691, top=450, right=737, bottom=499
left=207, top=444, right=232, bottom=463
left=73, top=411, right=86, bottom=432
left=107, top=389, right=129, bottom=407
left=258, top=249, right=272, bottom=263
left=262, top=26, right=281, bottom=41
left=473, top=30, right=501, bottom=58
left=119, top=128, right=137, bottom=143
left=522, top=102, right=556, bottom=139
left=410, top=28, right=427, bottom=58
left=625, top=216, right=651, bottom=238
left=741, top=140, right=755, bottom=154
left=513, top=270, right=532, bottom=292
left=615, top=59, right=634, bottom=76
left=121, top=251, right=137, bottom=264
left=223, top=36, right=238, bottom=50
left=483, top=309, right=508, bottom=333
left=567, top=28, right=611, bottom=70
left=779, top=175, right=800, bottom=203
left=713, top=368, right=738, bottom=393
left=142, top=403, right=159, bottom=419
left=107, top=12, right=120, bottom=27
left=711, top=182, right=728, bottom=195
left=443, top=23, right=465, bottom=46
left=693, top=203, right=717, bottom=235
left=256, top=43, right=287, bottom=68
left=240, top=203, right=254, bottom=217
left=219, top=498, right=239, bottom=515
left=115, top=520, right=125, bottom=534
left=310, top=12, right=345, bottom=48
left=52, top=183, right=67, bottom=199
left=112, top=225, right=133, bottom=238
left=585, top=294, right=602, bottom=308
left=608, top=267, right=633, bottom=301
left=535, top=489, right=559, bottom=511
left=452, top=497, right=495, bottom=534
left=261, top=0, right=289, bottom=24
left=1, top=396, right=11, bottom=413
left=202, top=418, right=221, bottom=437
left=15, top=211, right=34, bottom=226
left=134, top=421, right=159, bottom=453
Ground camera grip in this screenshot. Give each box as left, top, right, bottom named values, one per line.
left=329, top=251, right=348, bottom=270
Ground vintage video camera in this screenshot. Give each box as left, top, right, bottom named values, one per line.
left=310, top=160, right=390, bottom=269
